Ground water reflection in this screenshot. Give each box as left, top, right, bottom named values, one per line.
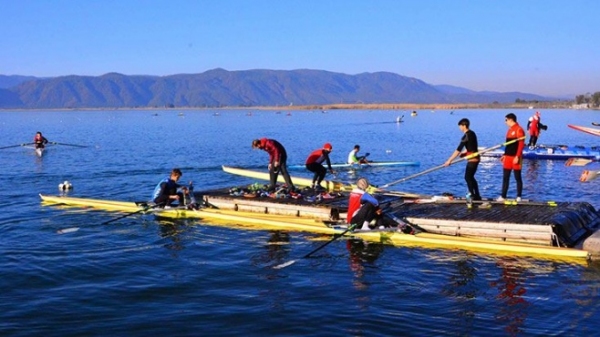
left=264, top=231, right=291, bottom=262
left=490, top=257, right=531, bottom=337
left=156, top=219, right=191, bottom=256
left=346, top=239, right=384, bottom=290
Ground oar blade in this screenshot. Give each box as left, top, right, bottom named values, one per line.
left=272, top=260, right=297, bottom=269
left=580, top=170, right=600, bottom=182
left=565, top=158, right=593, bottom=167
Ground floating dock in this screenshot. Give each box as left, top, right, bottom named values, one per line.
left=199, top=188, right=600, bottom=260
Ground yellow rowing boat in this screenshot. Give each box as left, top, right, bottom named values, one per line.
left=39, top=194, right=590, bottom=262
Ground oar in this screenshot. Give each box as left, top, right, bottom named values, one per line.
left=565, top=158, right=593, bottom=167
left=580, top=170, right=600, bottom=182
left=100, top=202, right=162, bottom=225
left=0, top=143, right=33, bottom=150
left=49, top=142, right=89, bottom=148
left=272, top=224, right=357, bottom=269
left=380, top=136, right=526, bottom=188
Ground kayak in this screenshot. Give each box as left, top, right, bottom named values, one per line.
left=39, top=194, right=590, bottom=261
left=568, top=124, right=600, bottom=137
left=288, top=160, right=419, bottom=169
left=481, top=144, right=600, bottom=161
left=221, top=165, right=426, bottom=198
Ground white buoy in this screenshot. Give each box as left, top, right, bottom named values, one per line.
left=386, top=150, right=392, bottom=154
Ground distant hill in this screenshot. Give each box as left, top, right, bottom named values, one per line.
left=0, top=69, right=553, bottom=109
left=0, top=75, right=38, bottom=89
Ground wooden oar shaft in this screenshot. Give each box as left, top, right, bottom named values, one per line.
left=380, top=136, right=525, bottom=188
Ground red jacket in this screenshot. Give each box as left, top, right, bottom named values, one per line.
left=504, top=124, right=525, bottom=157
left=258, top=138, right=286, bottom=164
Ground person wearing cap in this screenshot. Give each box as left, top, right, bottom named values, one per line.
left=33, top=131, right=49, bottom=149
left=305, top=142, right=336, bottom=190
left=347, top=177, right=383, bottom=230
left=152, top=168, right=190, bottom=207
left=347, top=144, right=370, bottom=165
left=498, top=113, right=525, bottom=202
left=526, top=111, right=542, bottom=148
left=251, top=138, right=295, bottom=192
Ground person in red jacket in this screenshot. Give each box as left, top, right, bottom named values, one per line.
left=346, top=177, right=382, bottom=230
left=526, top=111, right=541, bottom=148
left=305, top=142, right=336, bottom=190
left=252, top=138, right=295, bottom=192
left=33, top=131, right=49, bottom=149
left=499, top=113, right=525, bottom=202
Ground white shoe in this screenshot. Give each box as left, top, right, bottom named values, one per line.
left=361, top=221, right=371, bottom=231
left=516, top=197, right=522, bottom=202
left=496, top=196, right=505, bottom=202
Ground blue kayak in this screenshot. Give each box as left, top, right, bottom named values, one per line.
left=482, top=144, right=600, bottom=161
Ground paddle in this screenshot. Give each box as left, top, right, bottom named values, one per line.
left=0, top=143, right=33, bottom=150
left=580, top=170, right=600, bottom=182
left=272, top=223, right=357, bottom=269
left=49, top=142, right=89, bottom=148
left=380, top=136, right=526, bottom=188
left=565, top=158, right=593, bottom=167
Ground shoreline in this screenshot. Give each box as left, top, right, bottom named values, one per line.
left=0, top=102, right=588, bottom=112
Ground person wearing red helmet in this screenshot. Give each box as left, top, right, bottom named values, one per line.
left=252, top=138, right=295, bottom=192
left=305, top=142, right=336, bottom=190
left=526, top=111, right=546, bottom=148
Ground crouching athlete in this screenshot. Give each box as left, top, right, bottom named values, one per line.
left=152, top=168, right=190, bottom=207
left=347, top=178, right=384, bottom=230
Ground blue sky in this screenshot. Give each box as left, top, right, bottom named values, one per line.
left=1, top=0, right=598, bottom=96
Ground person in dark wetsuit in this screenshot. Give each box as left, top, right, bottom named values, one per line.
left=33, top=132, right=49, bottom=149
left=444, top=118, right=482, bottom=200
left=252, top=138, right=295, bottom=192
left=305, top=142, right=336, bottom=190
left=152, top=168, right=189, bottom=207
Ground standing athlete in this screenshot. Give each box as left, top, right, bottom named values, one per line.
left=499, top=113, right=525, bottom=202
left=444, top=118, right=482, bottom=201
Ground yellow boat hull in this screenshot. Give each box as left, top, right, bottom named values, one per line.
left=39, top=194, right=590, bottom=261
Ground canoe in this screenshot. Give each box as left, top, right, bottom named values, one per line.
left=39, top=194, right=590, bottom=260
left=481, top=144, right=600, bottom=161
left=221, top=165, right=426, bottom=198
left=568, top=124, right=600, bottom=137
left=288, top=161, right=420, bottom=169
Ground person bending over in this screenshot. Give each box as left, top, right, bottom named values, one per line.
left=305, top=142, right=335, bottom=190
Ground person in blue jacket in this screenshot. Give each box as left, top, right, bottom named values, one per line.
left=152, top=168, right=189, bottom=207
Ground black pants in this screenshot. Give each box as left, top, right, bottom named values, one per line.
left=269, top=160, right=294, bottom=191
left=528, top=135, right=538, bottom=147
left=501, top=169, right=522, bottom=198
left=306, top=163, right=326, bottom=186
left=465, top=162, right=481, bottom=200
left=154, top=192, right=184, bottom=207
left=351, top=203, right=382, bottom=229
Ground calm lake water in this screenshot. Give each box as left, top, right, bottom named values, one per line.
left=1, top=108, right=600, bottom=336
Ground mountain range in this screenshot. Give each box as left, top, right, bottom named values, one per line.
left=0, top=69, right=555, bottom=109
